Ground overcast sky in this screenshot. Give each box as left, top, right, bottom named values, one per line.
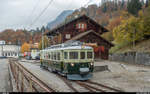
left=0, top=0, right=101, bottom=32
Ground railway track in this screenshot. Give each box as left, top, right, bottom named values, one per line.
left=86, top=80, right=122, bottom=92
left=16, top=62, right=55, bottom=92
left=16, top=58, right=123, bottom=92
left=9, top=58, right=55, bottom=92
left=55, top=73, right=122, bottom=92
left=76, top=80, right=122, bottom=92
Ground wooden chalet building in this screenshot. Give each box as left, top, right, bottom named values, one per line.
left=45, top=15, right=114, bottom=60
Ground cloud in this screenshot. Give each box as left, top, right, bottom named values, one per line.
left=0, top=0, right=100, bottom=31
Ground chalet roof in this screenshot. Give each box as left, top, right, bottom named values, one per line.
left=45, top=15, right=109, bottom=36
left=65, top=30, right=114, bottom=47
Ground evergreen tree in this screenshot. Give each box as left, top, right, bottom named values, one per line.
left=127, top=0, right=142, bottom=16
left=36, top=27, right=40, bottom=32
left=114, top=0, right=118, bottom=10
left=121, top=0, right=125, bottom=9
left=41, top=26, right=46, bottom=32
left=141, top=0, right=144, bottom=6
left=102, top=2, right=107, bottom=12
left=146, top=0, right=149, bottom=7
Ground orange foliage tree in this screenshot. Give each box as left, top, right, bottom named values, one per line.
left=21, top=42, right=30, bottom=53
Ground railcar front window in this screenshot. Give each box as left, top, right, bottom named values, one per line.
left=64, top=52, right=68, bottom=59
left=80, top=52, right=85, bottom=59
left=69, top=52, right=78, bottom=59
left=87, top=52, right=92, bottom=59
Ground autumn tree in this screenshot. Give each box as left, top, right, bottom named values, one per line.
left=113, top=16, right=144, bottom=44
left=141, top=4, right=150, bottom=38
left=145, top=0, right=149, bottom=7
left=38, top=36, right=50, bottom=50
left=102, top=17, right=122, bottom=41
left=127, top=0, right=142, bottom=16
left=21, top=42, right=30, bottom=53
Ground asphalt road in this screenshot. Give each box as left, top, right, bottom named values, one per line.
left=0, top=58, right=12, bottom=92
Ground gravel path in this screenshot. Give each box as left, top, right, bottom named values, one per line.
left=91, top=60, right=150, bottom=92
left=19, top=61, right=72, bottom=92
left=18, top=59, right=150, bottom=92
left=0, top=59, right=12, bottom=92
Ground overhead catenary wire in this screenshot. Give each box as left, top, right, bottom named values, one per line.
left=42, top=0, right=73, bottom=25
left=83, top=0, right=93, bottom=8
left=26, top=0, right=41, bottom=29
left=29, top=0, right=54, bottom=29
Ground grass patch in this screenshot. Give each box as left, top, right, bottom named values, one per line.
left=109, top=38, right=150, bottom=54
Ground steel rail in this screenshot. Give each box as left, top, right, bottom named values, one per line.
left=79, top=81, right=106, bottom=92
left=55, top=74, right=78, bottom=92
left=15, top=62, right=55, bottom=92
left=86, top=80, right=122, bottom=92
left=75, top=81, right=95, bottom=92
left=10, top=61, right=38, bottom=92
left=9, top=58, right=55, bottom=92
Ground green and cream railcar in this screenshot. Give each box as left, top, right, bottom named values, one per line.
left=40, top=42, right=94, bottom=80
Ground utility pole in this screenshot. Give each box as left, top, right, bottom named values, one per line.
left=17, top=40, right=20, bottom=58
left=133, top=27, right=136, bottom=51
left=2, top=44, right=3, bottom=57
left=41, top=26, right=45, bottom=67
left=42, top=27, right=45, bottom=50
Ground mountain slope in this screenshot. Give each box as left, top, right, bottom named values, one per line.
left=46, top=10, right=73, bottom=29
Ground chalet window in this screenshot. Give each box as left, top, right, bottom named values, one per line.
left=66, top=34, right=71, bottom=39
left=77, top=23, right=86, bottom=30
left=81, top=24, right=84, bottom=29
left=78, top=24, right=81, bottom=28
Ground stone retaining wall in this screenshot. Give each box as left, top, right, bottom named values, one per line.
left=94, top=65, right=109, bottom=72
left=109, top=52, right=150, bottom=65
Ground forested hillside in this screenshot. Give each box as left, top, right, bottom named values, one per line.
left=64, top=0, right=150, bottom=53
left=0, top=29, right=42, bottom=45
left=0, top=0, right=149, bottom=50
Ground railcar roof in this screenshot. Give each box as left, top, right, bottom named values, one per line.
left=42, top=45, right=93, bottom=51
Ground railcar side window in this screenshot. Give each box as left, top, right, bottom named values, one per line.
left=52, top=52, right=54, bottom=60
left=48, top=53, right=51, bottom=59
left=87, top=52, right=92, bottom=59
left=46, top=52, right=48, bottom=59
left=44, top=52, right=45, bottom=59
left=57, top=52, right=60, bottom=60
left=64, top=52, right=68, bottom=59
left=80, top=52, right=85, bottom=59
left=54, top=52, right=56, bottom=60
left=69, top=52, right=78, bottom=59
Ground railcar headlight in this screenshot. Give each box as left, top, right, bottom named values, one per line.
left=90, top=62, right=93, bottom=66
left=71, top=63, right=74, bottom=67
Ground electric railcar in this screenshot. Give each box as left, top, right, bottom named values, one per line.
left=40, top=41, right=94, bottom=80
